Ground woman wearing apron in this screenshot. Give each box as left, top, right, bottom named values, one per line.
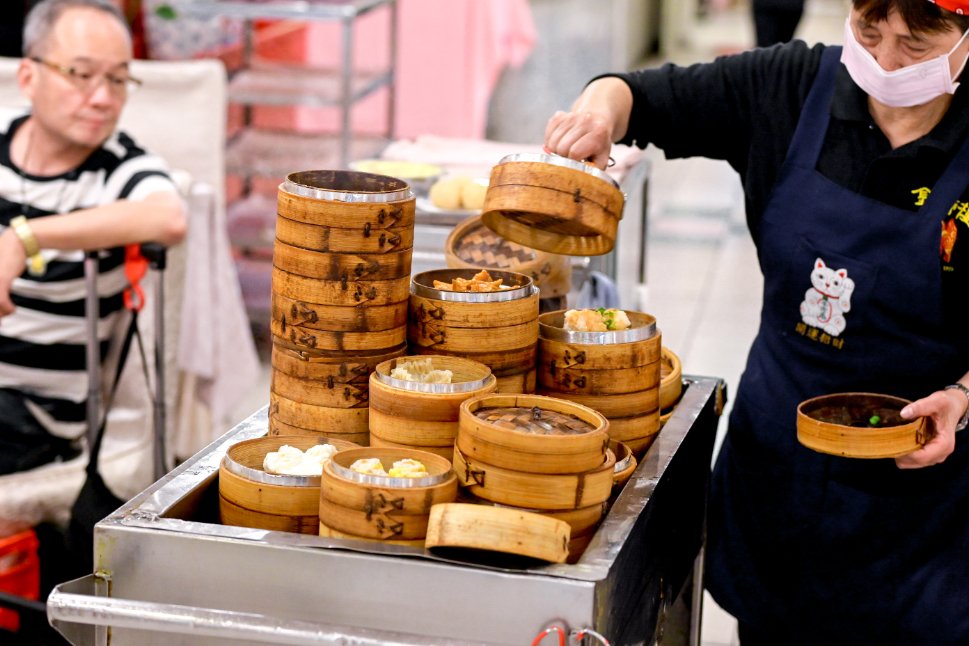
left=545, top=0, right=969, bottom=643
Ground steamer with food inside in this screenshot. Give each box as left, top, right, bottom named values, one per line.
left=271, top=170, right=415, bottom=442
left=408, top=268, right=539, bottom=393
left=318, top=447, right=458, bottom=544
left=537, top=309, right=663, bottom=458
left=481, top=152, right=625, bottom=256
left=368, top=355, right=497, bottom=458
left=219, top=435, right=358, bottom=534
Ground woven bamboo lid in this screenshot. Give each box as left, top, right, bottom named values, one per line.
left=796, top=392, right=927, bottom=459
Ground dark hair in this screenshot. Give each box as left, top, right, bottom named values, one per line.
left=853, top=0, right=969, bottom=34
left=23, top=0, right=129, bottom=57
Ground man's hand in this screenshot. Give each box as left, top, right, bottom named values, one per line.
left=0, top=227, right=26, bottom=318
left=896, top=388, right=966, bottom=468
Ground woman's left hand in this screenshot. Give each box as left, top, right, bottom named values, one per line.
left=896, top=388, right=966, bottom=468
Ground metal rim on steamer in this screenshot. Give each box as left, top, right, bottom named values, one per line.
left=410, top=268, right=537, bottom=303
left=221, top=453, right=322, bottom=487
left=375, top=366, right=493, bottom=394
left=538, top=310, right=657, bottom=345
left=329, top=460, right=450, bottom=488
left=497, top=152, right=620, bottom=189
left=282, top=170, right=413, bottom=203
left=613, top=452, right=634, bottom=474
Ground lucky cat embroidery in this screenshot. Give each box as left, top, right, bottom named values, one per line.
left=800, top=258, right=854, bottom=337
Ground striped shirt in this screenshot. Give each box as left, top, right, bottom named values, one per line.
left=0, top=114, right=176, bottom=440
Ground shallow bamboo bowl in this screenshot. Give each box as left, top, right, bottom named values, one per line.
left=457, top=393, right=609, bottom=475
left=445, top=213, right=571, bottom=299
left=797, top=392, right=927, bottom=459
left=425, top=503, right=570, bottom=564
left=319, top=447, right=458, bottom=541
left=369, top=356, right=497, bottom=451
left=481, top=153, right=624, bottom=256
left=659, top=347, right=683, bottom=412
left=452, top=445, right=616, bottom=510
left=219, top=435, right=357, bottom=534
left=408, top=268, right=539, bottom=393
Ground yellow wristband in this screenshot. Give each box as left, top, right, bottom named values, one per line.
left=9, top=215, right=46, bottom=277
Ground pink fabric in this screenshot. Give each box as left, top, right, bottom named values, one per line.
left=292, top=0, right=536, bottom=140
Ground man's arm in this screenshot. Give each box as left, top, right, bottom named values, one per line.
left=0, top=190, right=186, bottom=317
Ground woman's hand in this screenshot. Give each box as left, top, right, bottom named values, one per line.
left=896, top=387, right=967, bottom=468
left=0, top=227, right=26, bottom=319
left=543, top=77, right=634, bottom=169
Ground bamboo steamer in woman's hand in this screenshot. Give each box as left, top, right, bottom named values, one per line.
left=796, top=392, right=928, bottom=459
left=219, top=435, right=358, bottom=535
left=408, top=268, right=539, bottom=393
left=481, top=152, right=624, bottom=256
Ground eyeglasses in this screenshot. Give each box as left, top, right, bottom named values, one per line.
left=29, top=57, right=142, bottom=96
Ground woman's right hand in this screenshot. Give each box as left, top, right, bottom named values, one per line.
left=543, top=77, right=634, bottom=169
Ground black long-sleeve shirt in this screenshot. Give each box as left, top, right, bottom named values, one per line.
left=610, top=40, right=969, bottom=325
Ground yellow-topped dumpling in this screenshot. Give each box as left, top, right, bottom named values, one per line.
left=563, top=308, right=632, bottom=332
left=388, top=458, right=429, bottom=478
left=349, top=458, right=388, bottom=476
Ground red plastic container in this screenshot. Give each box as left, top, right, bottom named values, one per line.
left=0, top=529, right=41, bottom=632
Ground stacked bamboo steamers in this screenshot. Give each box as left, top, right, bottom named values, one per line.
left=270, top=171, right=413, bottom=444
left=230, top=158, right=682, bottom=561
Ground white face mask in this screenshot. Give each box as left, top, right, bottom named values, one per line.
left=840, top=17, right=969, bottom=107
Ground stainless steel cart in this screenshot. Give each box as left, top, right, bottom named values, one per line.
left=47, top=377, right=723, bottom=646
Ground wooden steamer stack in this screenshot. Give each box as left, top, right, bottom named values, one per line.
left=408, top=269, right=539, bottom=393
left=452, top=394, right=615, bottom=562
left=270, top=171, right=414, bottom=444
left=536, top=311, right=663, bottom=458
left=368, top=356, right=497, bottom=459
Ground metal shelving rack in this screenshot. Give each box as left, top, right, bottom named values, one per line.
left=179, top=0, right=398, bottom=176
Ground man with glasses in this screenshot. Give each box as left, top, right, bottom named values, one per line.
left=0, top=0, right=186, bottom=478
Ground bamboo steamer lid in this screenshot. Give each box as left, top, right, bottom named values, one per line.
left=481, top=153, right=624, bottom=256
left=796, top=392, right=927, bottom=459
left=457, top=393, right=609, bottom=475
left=452, top=444, right=616, bottom=510
left=425, top=503, right=570, bottom=564
left=660, top=347, right=683, bottom=412
left=319, top=447, right=458, bottom=541
left=445, top=213, right=571, bottom=298
left=219, top=435, right=357, bottom=534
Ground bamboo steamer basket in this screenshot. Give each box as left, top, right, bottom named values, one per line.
left=271, top=343, right=405, bottom=384
left=465, top=496, right=606, bottom=537
left=318, top=522, right=425, bottom=547
left=445, top=213, right=571, bottom=299
left=797, top=392, right=927, bottom=459
left=453, top=444, right=616, bottom=510
left=481, top=153, right=624, bottom=256
left=425, top=503, right=570, bottom=564
left=660, top=347, right=683, bottom=412
left=272, top=293, right=407, bottom=333
left=408, top=269, right=539, bottom=393
left=268, top=416, right=370, bottom=446
left=368, top=436, right=455, bottom=460
left=219, top=435, right=358, bottom=534
left=537, top=310, right=662, bottom=451
left=369, top=356, right=497, bottom=452
left=276, top=170, right=416, bottom=255
left=270, top=391, right=373, bottom=442
left=457, top=393, right=609, bottom=475
left=273, top=242, right=412, bottom=282
left=272, top=268, right=411, bottom=308
left=319, top=447, right=458, bottom=541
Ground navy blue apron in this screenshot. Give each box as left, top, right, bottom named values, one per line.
left=706, top=46, right=969, bottom=645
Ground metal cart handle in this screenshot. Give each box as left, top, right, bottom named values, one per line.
left=48, top=575, right=490, bottom=646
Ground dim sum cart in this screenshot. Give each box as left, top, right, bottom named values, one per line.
left=46, top=377, right=723, bottom=645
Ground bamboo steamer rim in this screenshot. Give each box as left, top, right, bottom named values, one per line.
left=497, top=152, right=620, bottom=189
left=660, top=347, right=684, bottom=410
left=281, top=170, right=413, bottom=203
left=373, top=355, right=493, bottom=394
left=222, top=435, right=358, bottom=486
left=461, top=393, right=609, bottom=448
left=796, top=391, right=927, bottom=458
left=538, top=310, right=658, bottom=345
left=328, top=447, right=454, bottom=488
left=410, top=268, right=537, bottom=303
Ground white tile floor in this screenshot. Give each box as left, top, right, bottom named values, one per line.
left=227, top=2, right=846, bottom=644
